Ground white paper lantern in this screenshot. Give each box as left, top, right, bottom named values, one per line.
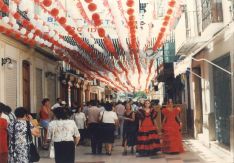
left=35, top=36, right=40, bottom=42
left=27, top=11, right=34, bottom=20
left=28, top=32, right=34, bottom=39
left=2, top=17, right=10, bottom=24
left=54, top=35, right=59, bottom=41
left=20, top=28, right=27, bottom=35
left=11, top=3, right=17, bottom=13
left=49, top=30, right=55, bottom=37
left=13, top=24, right=19, bottom=30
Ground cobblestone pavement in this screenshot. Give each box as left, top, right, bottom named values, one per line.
left=39, top=139, right=233, bottom=163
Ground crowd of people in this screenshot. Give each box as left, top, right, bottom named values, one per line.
left=0, top=97, right=184, bottom=163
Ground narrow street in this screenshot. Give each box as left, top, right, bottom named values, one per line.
left=39, top=139, right=232, bottom=163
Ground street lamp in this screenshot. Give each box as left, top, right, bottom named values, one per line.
left=1, top=57, right=14, bottom=69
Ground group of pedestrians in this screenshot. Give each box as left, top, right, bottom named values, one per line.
left=0, top=97, right=184, bottom=163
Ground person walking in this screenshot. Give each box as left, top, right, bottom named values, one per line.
left=122, top=102, right=138, bottom=155
left=48, top=107, right=80, bottom=163
left=99, top=103, right=118, bottom=155
left=162, top=99, right=184, bottom=154
left=87, top=100, right=102, bottom=154
left=136, top=100, right=161, bottom=156
left=71, top=105, right=87, bottom=144
left=115, top=101, right=125, bottom=138
left=0, top=108, right=8, bottom=163
left=8, top=107, right=40, bottom=163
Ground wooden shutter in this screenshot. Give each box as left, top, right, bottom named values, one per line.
left=5, top=60, right=17, bottom=110
left=36, top=68, right=43, bottom=113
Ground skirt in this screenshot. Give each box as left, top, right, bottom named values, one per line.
left=99, top=123, right=115, bottom=143
left=54, top=141, right=75, bottom=163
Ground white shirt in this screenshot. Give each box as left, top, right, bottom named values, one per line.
left=115, top=104, right=125, bottom=116
left=101, top=111, right=118, bottom=124
left=71, top=112, right=86, bottom=129
left=48, top=120, right=80, bottom=142
left=51, top=103, right=61, bottom=110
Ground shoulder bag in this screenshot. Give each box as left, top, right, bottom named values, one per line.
left=26, top=121, right=40, bottom=162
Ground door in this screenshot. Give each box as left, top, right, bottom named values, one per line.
left=23, top=61, right=30, bottom=111
left=213, top=55, right=231, bottom=146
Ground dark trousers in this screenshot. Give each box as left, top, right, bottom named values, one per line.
left=54, top=141, right=75, bottom=163
left=79, top=129, right=85, bottom=143
left=88, top=123, right=102, bottom=154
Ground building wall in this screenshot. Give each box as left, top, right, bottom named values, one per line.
left=0, top=34, right=59, bottom=113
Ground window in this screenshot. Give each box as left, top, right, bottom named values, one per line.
left=202, top=0, right=223, bottom=30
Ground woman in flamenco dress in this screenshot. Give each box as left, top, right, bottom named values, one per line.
left=136, top=100, right=161, bottom=156
left=162, top=99, right=184, bottom=154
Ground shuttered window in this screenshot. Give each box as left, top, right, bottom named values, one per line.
left=5, top=60, right=17, bottom=110
left=47, top=75, right=56, bottom=105
left=36, top=68, right=43, bottom=113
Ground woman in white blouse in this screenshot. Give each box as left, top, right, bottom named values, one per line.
left=48, top=107, right=80, bottom=163
left=99, top=103, right=119, bottom=155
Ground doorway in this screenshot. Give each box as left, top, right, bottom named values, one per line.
left=22, top=60, right=30, bottom=111
left=213, top=54, right=231, bottom=146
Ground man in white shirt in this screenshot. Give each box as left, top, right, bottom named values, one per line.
left=87, top=100, right=102, bottom=154
left=51, top=98, right=62, bottom=110
left=115, top=101, right=125, bottom=138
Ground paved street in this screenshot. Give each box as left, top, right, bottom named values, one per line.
left=39, top=139, right=232, bottom=163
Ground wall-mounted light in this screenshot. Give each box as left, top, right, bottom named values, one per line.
left=2, top=57, right=14, bottom=69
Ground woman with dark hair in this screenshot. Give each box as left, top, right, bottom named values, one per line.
left=99, top=103, right=118, bottom=155
left=48, top=107, right=80, bottom=163
left=162, top=99, right=184, bottom=153
left=8, top=107, right=40, bottom=163
left=0, top=108, right=8, bottom=163
left=136, top=100, right=161, bottom=157
left=122, top=102, right=138, bottom=155
left=39, top=98, right=51, bottom=145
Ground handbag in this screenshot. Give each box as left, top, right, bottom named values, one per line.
left=26, top=121, right=40, bottom=162
left=49, top=128, right=55, bottom=159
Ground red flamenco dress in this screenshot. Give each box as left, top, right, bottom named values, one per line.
left=0, top=117, right=8, bottom=163
left=136, top=109, right=161, bottom=156
left=162, top=107, right=184, bottom=153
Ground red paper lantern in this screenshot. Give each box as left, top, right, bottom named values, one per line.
left=127, top=8, right=134, bottom=15
left=5, top=29, right=12, bottom=36
left=0, top=1, right=4, bottom=9
left=0, top=26, right=5, bottom=33
left=35, top=29, right=41, bottom=36
left=2, top=5, right=9, bottom=13
left=129, top=15, right=135, bottom=21
left=160, top=27, right=166, bottom=33
left=164, top=16, right=170, bottom=21
left=28, top=24, right=34, bottom=31
left=163, top=21, right=169, bottom=26
left=15, top=33, right=21, bottom=39
left=43, top=0, right=52, bottom=7
left=94, top=19, right=102, bottom=26
left=85, top=0, right=93, bottom=3
left=58, top=17, right=66, bottom=25
left=167, top=9, right=173, bottom=15
left=92, top=13, right=100, bottom=21
left=22, top=20, right=29, bottom=27
left=51, top=8, right=59, bottom=17
left=97, top=28, right=105, bottom=38
left=13, top=12, right=21, bottom=20
left=126, top=0, right=134, bottom=7
left=168, top=0, right=176, bottom=7
left=88, top=3, right=97, bottom=12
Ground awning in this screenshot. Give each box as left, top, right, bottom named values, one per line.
left=174, top=22, right=233, bottom=77
left=174, top=56, right=191, bottom=77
